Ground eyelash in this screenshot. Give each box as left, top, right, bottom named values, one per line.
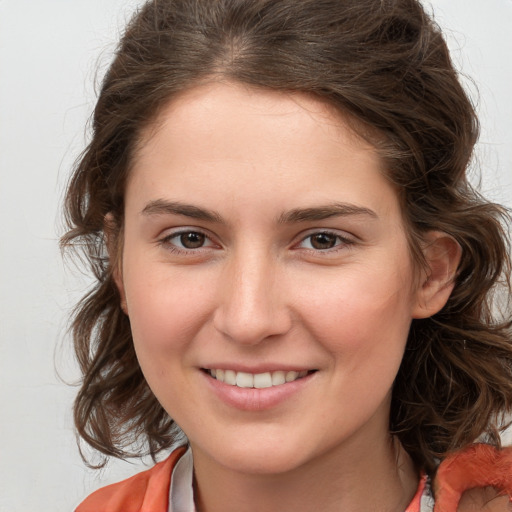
left=295, top=231, right=356, bottom=253
left=158, top=228, right=356, bottom=256
left=158, top=229, right=217, bottom=254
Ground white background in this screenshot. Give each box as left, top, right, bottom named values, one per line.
left=0, top=1, right=511, bottom=510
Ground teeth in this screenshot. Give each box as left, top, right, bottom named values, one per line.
left=285, top=371, right=299, bottom=382
left=254, top=372, right=272, bottom=388
left=224, top=370, right=236, bottom=385
left=271, top=371, right=286, bottom=386
left=236, top=372, right=254, bottom=388
left=208, top=369, right=310, bottom=388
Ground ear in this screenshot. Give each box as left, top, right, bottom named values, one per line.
left=412, top=231, right=461, bottom=319
left=104, top=213, right=128, bottom=315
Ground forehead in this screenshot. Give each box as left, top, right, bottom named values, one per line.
left=133, top=80, right=377, bottom=168
left=127, top=81, right=401, bottom=223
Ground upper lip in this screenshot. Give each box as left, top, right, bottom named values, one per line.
left=201, top=364, right=317, bottom=373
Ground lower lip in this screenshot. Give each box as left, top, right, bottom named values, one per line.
left=202, top=371, right=316, bottom=411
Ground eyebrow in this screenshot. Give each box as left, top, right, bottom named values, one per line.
left=277, top=203, right=378, bottom=223
left=141, top=200, right=223, bottom=223
left=141, top=199, right=377, bottom=224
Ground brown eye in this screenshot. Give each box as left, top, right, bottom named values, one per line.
left=309, top=233, right=338, bottom=250
left=180, top=232, right=206, bottom=249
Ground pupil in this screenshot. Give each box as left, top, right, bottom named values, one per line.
left=311, top=233, right=336, bottom=250
left=181, top=232, right=205, bottom=249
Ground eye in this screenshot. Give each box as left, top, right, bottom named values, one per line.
left=298, top=231, right=353, bottom=251
left=160, top=230, right=216, bottom=251
left=177, top=231, right=207, bottom=249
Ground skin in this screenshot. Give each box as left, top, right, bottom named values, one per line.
left=458, top=488, right=512, bottom=512
left=115, top=81, right=460, bottom=512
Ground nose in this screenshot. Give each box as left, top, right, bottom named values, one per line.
left=212, top=249, right=292, bottom=345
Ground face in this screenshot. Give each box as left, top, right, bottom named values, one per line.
left=118, top=81, right=427, bottom=475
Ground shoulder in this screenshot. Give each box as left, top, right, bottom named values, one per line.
left=434, top=444, right=512, bottom=512
left=75, top=445, right=187, bottom=512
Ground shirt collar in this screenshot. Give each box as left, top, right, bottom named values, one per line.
left=169, top=446, right=195, bottom=512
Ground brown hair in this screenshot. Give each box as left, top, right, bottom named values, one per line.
left=62, top=0, right=512, bottom=474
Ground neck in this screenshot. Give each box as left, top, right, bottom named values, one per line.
left=192, top=436, right=418, bottom=512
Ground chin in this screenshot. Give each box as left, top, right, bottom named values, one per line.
left=195, top=436, right=311, bottom=476
left=224, top=452, right=305, bottom=476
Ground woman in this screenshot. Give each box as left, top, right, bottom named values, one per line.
left=62, top=0, right=512, bottom=510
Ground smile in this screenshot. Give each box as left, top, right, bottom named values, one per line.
left=206, top=369, right=313, bottom=388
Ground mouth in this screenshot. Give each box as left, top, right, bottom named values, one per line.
left=203, top=368, right=316, bottom=389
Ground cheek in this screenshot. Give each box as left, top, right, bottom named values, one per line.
left=123, top=269, right=214, bottom=405
left=298, top=264, right=415, bottom=360
left=309, top=271, right=415, bottom=418
left=123, top=260, right=215, bottom=355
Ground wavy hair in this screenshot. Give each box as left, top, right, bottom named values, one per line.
left=62, top=0, right=512, bottom=474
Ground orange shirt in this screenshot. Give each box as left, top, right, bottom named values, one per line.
left=76, top=443, right=512, bottom=512
left=76, top=445, right=430, bottom=512
left=76, top=446, right=187, bottom=512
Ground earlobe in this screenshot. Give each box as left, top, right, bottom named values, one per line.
left=104, top=213, right=128, bottom=315
left=112, top=262, right=127, bottom=315
left=412, top=231, right=462, bottom=319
